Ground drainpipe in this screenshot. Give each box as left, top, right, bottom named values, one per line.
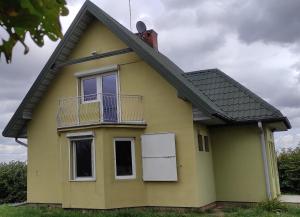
left=15, top=138, right=28, bottom=148
left=258, top=121, right=272, bottom=200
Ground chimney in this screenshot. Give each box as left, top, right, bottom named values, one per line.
left=139, top=30, right=158, bottom=50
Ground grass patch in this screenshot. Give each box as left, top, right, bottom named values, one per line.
left=257, top=199, right=288, bottom=212
left=1, top=204, right=300, bottom=217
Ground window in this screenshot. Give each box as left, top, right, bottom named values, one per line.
left=80, top=73, right=118, bottom=123
left=102, top=74, right=118, bottom=122
left=70, top=137, right=95, bottom=180
left=82, top=77, right=97, bottom=102
left=198, top=134, right=204, bottom=151
left=114, top=138, right=136, bottom=179
left=204, top=135, right=209, bottom=152
left=198, top=134, right=209, bottom=152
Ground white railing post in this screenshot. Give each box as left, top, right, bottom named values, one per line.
left=77, top=97, right=80, bottom=126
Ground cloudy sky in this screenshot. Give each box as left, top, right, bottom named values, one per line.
left=1, top=0, right=300, bottom=162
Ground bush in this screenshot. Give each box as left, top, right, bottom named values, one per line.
left=0, top=161, right=27, bottom=204
left=257, top=199, right=287, bottom=213
left=277, top=147, right=300, bottom=194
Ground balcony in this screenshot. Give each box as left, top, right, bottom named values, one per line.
left=57, top=94, right=144, bottom=128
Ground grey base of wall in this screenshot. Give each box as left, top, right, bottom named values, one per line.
left=20, top=201, right=260, bottom=212
left=216, top=201, right=257, bottom=209
left=15, top=203, right=62, bottom=208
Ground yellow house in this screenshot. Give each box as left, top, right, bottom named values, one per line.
left=2, top=1, right=291, bottom=210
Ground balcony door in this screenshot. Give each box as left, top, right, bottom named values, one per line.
left=102, top=73, right=118, bottom=122
left=81, top=72, right=118, bottom=123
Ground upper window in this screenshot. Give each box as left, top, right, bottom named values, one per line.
left=70, top=137, right=95, bottom=180
left=114, top=138, right=136, bottom=179
left=82, top=77, right=97, bottom=102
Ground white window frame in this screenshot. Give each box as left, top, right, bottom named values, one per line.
left=81, top=75, right=101, bottom=104
left=69, top=136, right=96, bottom=181
left=79, top=71, right=121, bottom=123
left=113, top=138, right=136, bottom=180
left=100, top=72, right=121, bottom=123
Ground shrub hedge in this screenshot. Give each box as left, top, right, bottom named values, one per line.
left=277, top=147, right=300, bottom=194
left=0, top=161, right=27, bottom=204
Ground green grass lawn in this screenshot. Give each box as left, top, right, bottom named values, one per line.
left=1, top=204, right=300, bottom=217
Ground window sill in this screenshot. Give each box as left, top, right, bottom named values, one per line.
left=69, top=178, right=96, bottom=182
left=115, top=176, right=136, bottom=180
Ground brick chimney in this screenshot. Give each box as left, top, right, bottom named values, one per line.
left=138, top=30, right=158, bottom=50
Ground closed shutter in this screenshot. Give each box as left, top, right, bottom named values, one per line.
left=141, top=133, right=178, bottom=181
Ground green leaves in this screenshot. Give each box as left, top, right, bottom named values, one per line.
left=278, top=146, right=300, bottom=194
left=0, top=161, right=27, bottom=204
left=0, top=0, right=69, bottom=63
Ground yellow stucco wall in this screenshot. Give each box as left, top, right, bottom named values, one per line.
left=101, top=128, right=147, bottom=209
left=193, top=124, right=216, bottom=206
left=210, top=125, right=267, bottom=202
left=27, top=19, right=203, bottom=208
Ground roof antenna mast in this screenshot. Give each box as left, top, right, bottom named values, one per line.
left=128, top=0, right=132, bottom=31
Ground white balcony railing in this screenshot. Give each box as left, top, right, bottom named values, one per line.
left=57, top=94, right=144, bottom=128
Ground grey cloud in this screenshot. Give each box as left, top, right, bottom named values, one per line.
left=160, top=0, right=201, bottom=10
left=154, top=9, right=197, bottom=31
left=159, top=27, right=226, bottom=71
left=228, top=0, right=300, bottom=45
left=159, top=0, right=300, bottom=46
left=271, top=88, right=300, bottom=108
left=0, top=144, right=27, bottom=162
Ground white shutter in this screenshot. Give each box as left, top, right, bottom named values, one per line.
left=141, top=133, right=178, bottom=181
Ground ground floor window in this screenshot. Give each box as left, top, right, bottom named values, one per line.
left=113, top=138, right=136, bottom=179
left=70, top=136, right=95, bottom=180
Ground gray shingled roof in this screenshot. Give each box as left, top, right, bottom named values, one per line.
left=183, top=69, right=290, bottom=127
left=2, top=1, right=290, bottom=138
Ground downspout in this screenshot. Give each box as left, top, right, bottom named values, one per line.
left=258, top=121, right=272, bottom=200
left=15, top=138, right=28, bottom=148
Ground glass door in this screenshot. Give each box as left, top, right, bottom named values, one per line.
left=102, top=73, right=118, bottom=122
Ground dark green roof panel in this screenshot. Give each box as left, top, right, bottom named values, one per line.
left=183, top=69, right=290, bottom=127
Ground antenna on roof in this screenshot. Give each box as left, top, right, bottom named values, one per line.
left=136, top=21, right=147, bottom=34
left=128, top=0, right=132, bottom=30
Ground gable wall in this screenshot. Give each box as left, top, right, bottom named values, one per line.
left=27, top=19, right=203, bottom=208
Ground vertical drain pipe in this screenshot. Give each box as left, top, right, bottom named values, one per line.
left=258, top=121, right=272, bottom=200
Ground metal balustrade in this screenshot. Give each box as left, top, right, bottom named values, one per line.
left=57, top=94, right=144, bottom=128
